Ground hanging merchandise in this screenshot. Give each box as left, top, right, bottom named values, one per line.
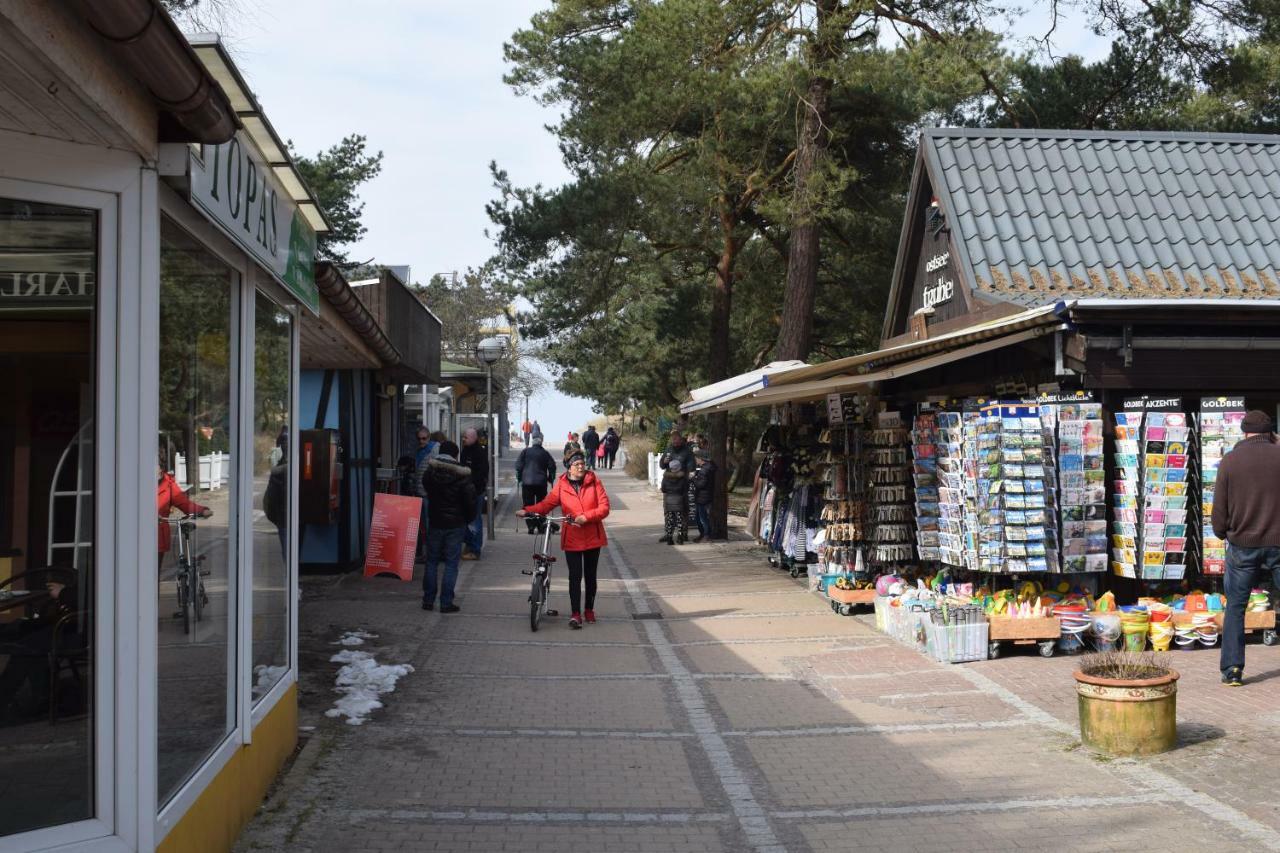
left=1197, top=397, right=1245, bottom=575
left=975, top=402, right=1055, bottom=573
left=1049, top=397, right=1107, bottom=572
left=1112, top=401, right=1143, bottom=578
left=869, top=410, right=914, bottom=567
left=817, top=400, right=873, bottom=577
left=1142, top=401, right=1190, bottom=580
left=912, top=411, right=941, bottom=562
left=935, top=410, right=973, bottom=569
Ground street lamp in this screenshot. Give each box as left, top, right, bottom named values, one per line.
left=476, top=336, right=506, bottom=539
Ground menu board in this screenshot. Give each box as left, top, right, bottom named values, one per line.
left=1199, top=397, right=1245, bottom=575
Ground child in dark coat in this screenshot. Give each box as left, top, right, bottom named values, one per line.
left=660, top=457, right=689, bottom=544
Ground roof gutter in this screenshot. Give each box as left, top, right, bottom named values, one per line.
left=315, top=263, right=402, bottom=367
left=74, top=0, right=237, bottom=143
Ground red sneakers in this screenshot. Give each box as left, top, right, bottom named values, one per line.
left=584, top=610, right=596, bottom=624
left=569, top=612, right=582, bottom=629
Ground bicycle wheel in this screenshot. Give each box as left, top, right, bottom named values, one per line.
left=191, top=569, right=205, bottom=624
left=530, top=572, right=546, bottom=632
left=176, top=570, right=190, bottom=635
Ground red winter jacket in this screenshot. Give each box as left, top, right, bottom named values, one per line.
left=524, top=471, right=610, bottom=552
left=157, top=472, right=207, bottom=554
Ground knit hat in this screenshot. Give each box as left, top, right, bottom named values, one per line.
left=668, top=458, right=683, bottom=472
left=565, top=449, right=586, bottom=465
left=532, top=436, right=543, bottom=446
left=1242, top=410, right=1275, bottom=434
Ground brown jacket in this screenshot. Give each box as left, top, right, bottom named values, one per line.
left=1212, top=434, right=1280, bottom=548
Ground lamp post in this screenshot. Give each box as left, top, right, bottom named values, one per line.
left=475, top=336, right=506, bottom=539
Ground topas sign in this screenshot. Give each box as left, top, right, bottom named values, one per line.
left=921, top=251, right=954, bottom=309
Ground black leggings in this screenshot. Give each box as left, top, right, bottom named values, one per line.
left=565, top=548, right=600, bottom=614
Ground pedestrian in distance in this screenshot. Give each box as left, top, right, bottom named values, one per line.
left=531, top=420, right=543, bottom=442
left=582, top=425, right=601, bottom=470
left=1213, top=410, right=1280, bottom=686
left=603, top=426, right=621, bottom=469
left=420, top=440, right=477, bottom=613
left=516, top=435, right=557, bottom=534
left=660, top=457, right=689, bottom=545
left=516, top=449, right=611, bottom=629
left=411, top=427, right=439, bottom=563
left=691, top=448, right=716, bottom=542
left=563, top=432, right=582, bottom=460
left=521, top=418, right=532, bottom=446
left=459, top=427, right=489, bottom=560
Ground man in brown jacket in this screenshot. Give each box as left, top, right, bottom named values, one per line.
left=1212, top=410, right=1280, bottom=686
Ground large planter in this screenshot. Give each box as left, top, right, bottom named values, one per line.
left=1074, top=668, right=1179, bottom=756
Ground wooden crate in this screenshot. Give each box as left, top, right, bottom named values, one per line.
left=987, top=616, right=1061, bottom=642
left=827, top=587, right=876, bottom=605
left=1170, top=610, right=1275, bottom=630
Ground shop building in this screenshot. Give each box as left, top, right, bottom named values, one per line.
left=0, top=5, right=326, bottom=849
left=685, top=129, right=1280, bottom=621
left=299, top=264, right=442, bottom=572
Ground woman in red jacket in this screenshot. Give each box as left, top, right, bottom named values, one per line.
left=157, top=459, right=212, bottom=569
left=517, top=449, right=610, bottom=629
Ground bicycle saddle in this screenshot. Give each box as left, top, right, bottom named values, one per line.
left=532, top=553, right=557, bottom=563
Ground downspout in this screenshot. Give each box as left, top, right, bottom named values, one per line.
left=75, top=0, right=236, bottom=143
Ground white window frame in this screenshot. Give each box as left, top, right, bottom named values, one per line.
left=0, top=132, right=136, bottom=853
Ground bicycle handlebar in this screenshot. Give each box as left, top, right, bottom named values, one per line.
left=521, top=513, right=576, bottom=524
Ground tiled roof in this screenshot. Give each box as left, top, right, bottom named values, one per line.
left=924, top=128, right=1280, bottom=304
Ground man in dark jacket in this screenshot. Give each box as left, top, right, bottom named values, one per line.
left=582, top=426, right=601, bottom=470
left=659, top=430, right=696, bottom=475
left=516, top=436, right=556, bottom=534
left=421, top=441, right=477, bottom=613
left=691, top=448, right=717, bottom=542
left=459, top=428, right=489, bottom=560
left=1212, top=410, right=1280, bottom=686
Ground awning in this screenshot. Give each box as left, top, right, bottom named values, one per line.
left=679, top=360, right=808, bottom=414
left=680, top=304, right=1070, bottom=414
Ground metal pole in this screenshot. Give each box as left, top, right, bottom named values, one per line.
left=486, top=364, right=495, bottom=538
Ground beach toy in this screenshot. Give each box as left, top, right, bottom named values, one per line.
left=1195, top=613, right=1219, bottom=647
left=1090, top=613, right=1121, bottom=652
left=1055, top=604, right=1090, bottom=654
left=1249, top=589, right=1271, bottom=612
left=1148, top=605, right=1174, bottom=652
left=1120, top=609, right=1150, bottom=652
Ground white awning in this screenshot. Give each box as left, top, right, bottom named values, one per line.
left=680, top=360, right=807, bottom=414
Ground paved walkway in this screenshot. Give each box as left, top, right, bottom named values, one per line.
left=236, top=470, right=1280, bottom=853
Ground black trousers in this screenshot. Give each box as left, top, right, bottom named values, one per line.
left=565, top=548, right=600, bottom=614
left=605, top=449, right=618, bottom=468
left=521, top=483, right=548, bottom=532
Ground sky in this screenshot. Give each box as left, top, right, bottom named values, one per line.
left=197, top=2, right=1110, bottom=443
left=199, top=1, right=593, bottom=443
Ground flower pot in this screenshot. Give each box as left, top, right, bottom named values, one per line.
left=1074, top=668, right=1178, bottom=756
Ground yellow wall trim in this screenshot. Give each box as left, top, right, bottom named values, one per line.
left=157, top=684, right=298, bottom=853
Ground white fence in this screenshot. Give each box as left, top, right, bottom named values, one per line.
left=175, top=451, right=231, bottom=491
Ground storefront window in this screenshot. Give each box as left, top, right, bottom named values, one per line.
left=251, top=293, right=291, bottom=701
left=0, top=197, right=96, bottom=837
left=157, top=220, right=236, bottom=805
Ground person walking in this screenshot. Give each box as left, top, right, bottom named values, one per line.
left=603, top=427, right=621, bottom=469
left=459, top=427, right=489, bottom=560
left=660, top=458, right=689, bottom=544
left=516, top=449, right=611, bottom=629
left=563, top=432, right=581, bottom=460
left=420, top=440, right=477, bottom=613
left=516, top=436, right=557, bottom=534
left=1213, top=410, right=1280, bottom=686
left=531, top=420, right=543, bottom=442
left=582, top=425, right=601, bottom=470
left=691, top=448, right=717, bottom=542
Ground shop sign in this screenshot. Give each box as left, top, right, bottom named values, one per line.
left=826, top=393, right=844, bottom=424
left=921, top=252, right=954, bottom=309
left=1123, top=396, right=1182, bottom=411
left=189, top=134, right=320, bottom=315
left=0, top=271, right=94, bottom=307
left=1200, top=396, right=1245, bottom=411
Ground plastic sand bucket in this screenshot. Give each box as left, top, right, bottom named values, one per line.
left=1249, top=589, right=1271, bottom=612
left=1120, top=610, right=1150, bottom=652
left=1194, top=613, right=1219, bottom=647
left=1090, top=613, right=1121, bottom=652
left=1055, top=604, right=1090, bottom=654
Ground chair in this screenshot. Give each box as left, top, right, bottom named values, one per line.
left=48, top=609, right=89, bottom=723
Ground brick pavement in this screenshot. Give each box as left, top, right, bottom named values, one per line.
left=235, top=470, right=1280, bottom=852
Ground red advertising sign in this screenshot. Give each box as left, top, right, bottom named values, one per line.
left=363, top=493, right=422, bottom=581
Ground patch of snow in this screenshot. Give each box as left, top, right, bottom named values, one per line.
left=331, top=629, right=380, bottom=647
left=253, top=664, right=289, bottom=692
left=324, top=648, right=413, bottom=726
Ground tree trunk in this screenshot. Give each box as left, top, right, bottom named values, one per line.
left=774, top=0, right=840, bottom=362
left=709, top=206, right=738, bottom=540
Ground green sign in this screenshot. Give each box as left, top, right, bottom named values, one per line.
left=189, top=133, right=320, bottom=315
